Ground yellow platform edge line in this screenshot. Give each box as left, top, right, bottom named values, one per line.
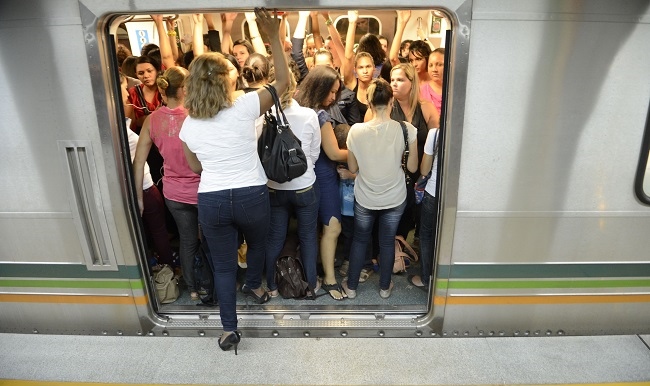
left=1, top=380, right=649, bottom=386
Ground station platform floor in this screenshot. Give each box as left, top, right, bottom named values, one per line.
left=0, top=333, right=649, bottom=385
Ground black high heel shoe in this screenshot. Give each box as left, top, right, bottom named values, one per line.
left=218, top=330, right=241, bottom=355
left=241, top=285, right=271, bottom=304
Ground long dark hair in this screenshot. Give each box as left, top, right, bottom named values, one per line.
left=295, top=66, right=342, bottom=110
left=408, top=40, right=432, bottom=67
left=358, top=34, right=386, bottom=66
left=135, top=55, right=161, bottom=73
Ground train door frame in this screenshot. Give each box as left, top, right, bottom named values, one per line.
left=79, top=0, right=472, bottom=337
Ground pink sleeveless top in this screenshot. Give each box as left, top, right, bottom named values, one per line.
left=419, top=82, right=442, bottom=114
left=149, top=106, right=199, bottom=204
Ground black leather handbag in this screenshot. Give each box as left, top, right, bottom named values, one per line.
left=257, top=84, right=308, bottom=183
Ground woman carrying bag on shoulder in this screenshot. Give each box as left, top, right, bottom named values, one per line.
left=342, top=78, right=418, bottom=300
left=179, top=8, right=289, bottom=355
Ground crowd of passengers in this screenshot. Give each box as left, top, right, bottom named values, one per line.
left=119, top=8, right=444, bottom=353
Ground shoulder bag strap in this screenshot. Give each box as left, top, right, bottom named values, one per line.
left=399, top=121, right=410, bottom=178
left=134, top=85, right=151, bottom=115
left=265, top=84, right=303, bottom=146
left=265, top=84, right=291, bottom=128
left=432, top=128, right=440, bottom=159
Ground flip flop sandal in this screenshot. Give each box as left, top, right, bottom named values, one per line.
left=359, top=268, right=373, bottom=283
left=322, top=282, right=347, bottom=300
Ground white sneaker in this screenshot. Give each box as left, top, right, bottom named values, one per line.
left=379, top=281, right=394, bottom=299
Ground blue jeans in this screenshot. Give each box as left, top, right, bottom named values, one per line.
left=265, top=183, right=320, bottom=290
left=341, top=215, right=373, bottom=268
left=198, top=185, right=269, bottom=332
left=347, top=199, right=407, bottom=291
left=165, top=198, right=199, bottom=291
left=419, top=192, right=439, bottom=286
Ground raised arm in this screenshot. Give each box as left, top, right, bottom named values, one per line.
left=310, top=12, right=323, bottom=51
left=344, top=10, right=358, bottom=61
left=278, top=12, right=292, bottom=53
left=165, top=18, right=179, bottom=62
left=204, top=13, right=216, bottom=30
left=203, top=14, right=222, bottom=53
left=254, top=8, right=290, bottom=115
left=416, top=18, right=436, bottom=50
left=342, top=10, right=358, bottom=89
left=291, top=11, right=310, bottom=81
left=321, top=11, right=345, bottom=69
left=151, top=14, right=175, bottom=69
left=192, top=13, right=205, bottom=56
left=245, top=12, right=268, bottom=54
left=390, top=10, right=411, bottom=66
left=221, top=13, right=238, bottom=54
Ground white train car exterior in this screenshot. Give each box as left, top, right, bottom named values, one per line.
left=0, top=0, right=649, bottom=337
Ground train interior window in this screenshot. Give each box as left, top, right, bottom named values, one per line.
left=110, top=8, right=451, bottom=315
left=334, top=15, right=382, bottom=43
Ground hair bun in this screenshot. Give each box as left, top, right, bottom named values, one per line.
left=156, top=76, right=170, bottom=90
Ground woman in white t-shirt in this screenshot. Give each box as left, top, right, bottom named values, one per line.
left=342, top=78, right=418, bottom=300
left=178, top=8, right=289, bottom=355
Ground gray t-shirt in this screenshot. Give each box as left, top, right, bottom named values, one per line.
left=347, top=119, right=417, bottom=209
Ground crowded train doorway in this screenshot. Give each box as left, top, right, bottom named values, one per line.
left=109, top=7, right=451, bottom=319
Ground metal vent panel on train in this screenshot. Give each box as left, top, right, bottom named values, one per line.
left=58, top=140, right=118, bottom=271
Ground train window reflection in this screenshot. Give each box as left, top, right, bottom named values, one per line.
left=334, top=15, right=381, bottom=43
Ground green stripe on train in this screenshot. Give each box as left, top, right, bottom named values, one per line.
left=0, top=279, right=144, bottom=289
left=436, top=279, right=650, bottom=289
left=0, top=264, right=142, bottom=279
left=435, top=263, right=650, bottom=279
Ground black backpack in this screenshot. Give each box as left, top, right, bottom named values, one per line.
left=275, top=255, right=315, bottom=300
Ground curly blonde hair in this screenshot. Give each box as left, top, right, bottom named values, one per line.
left=184, top=53, right=233, bottom=119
